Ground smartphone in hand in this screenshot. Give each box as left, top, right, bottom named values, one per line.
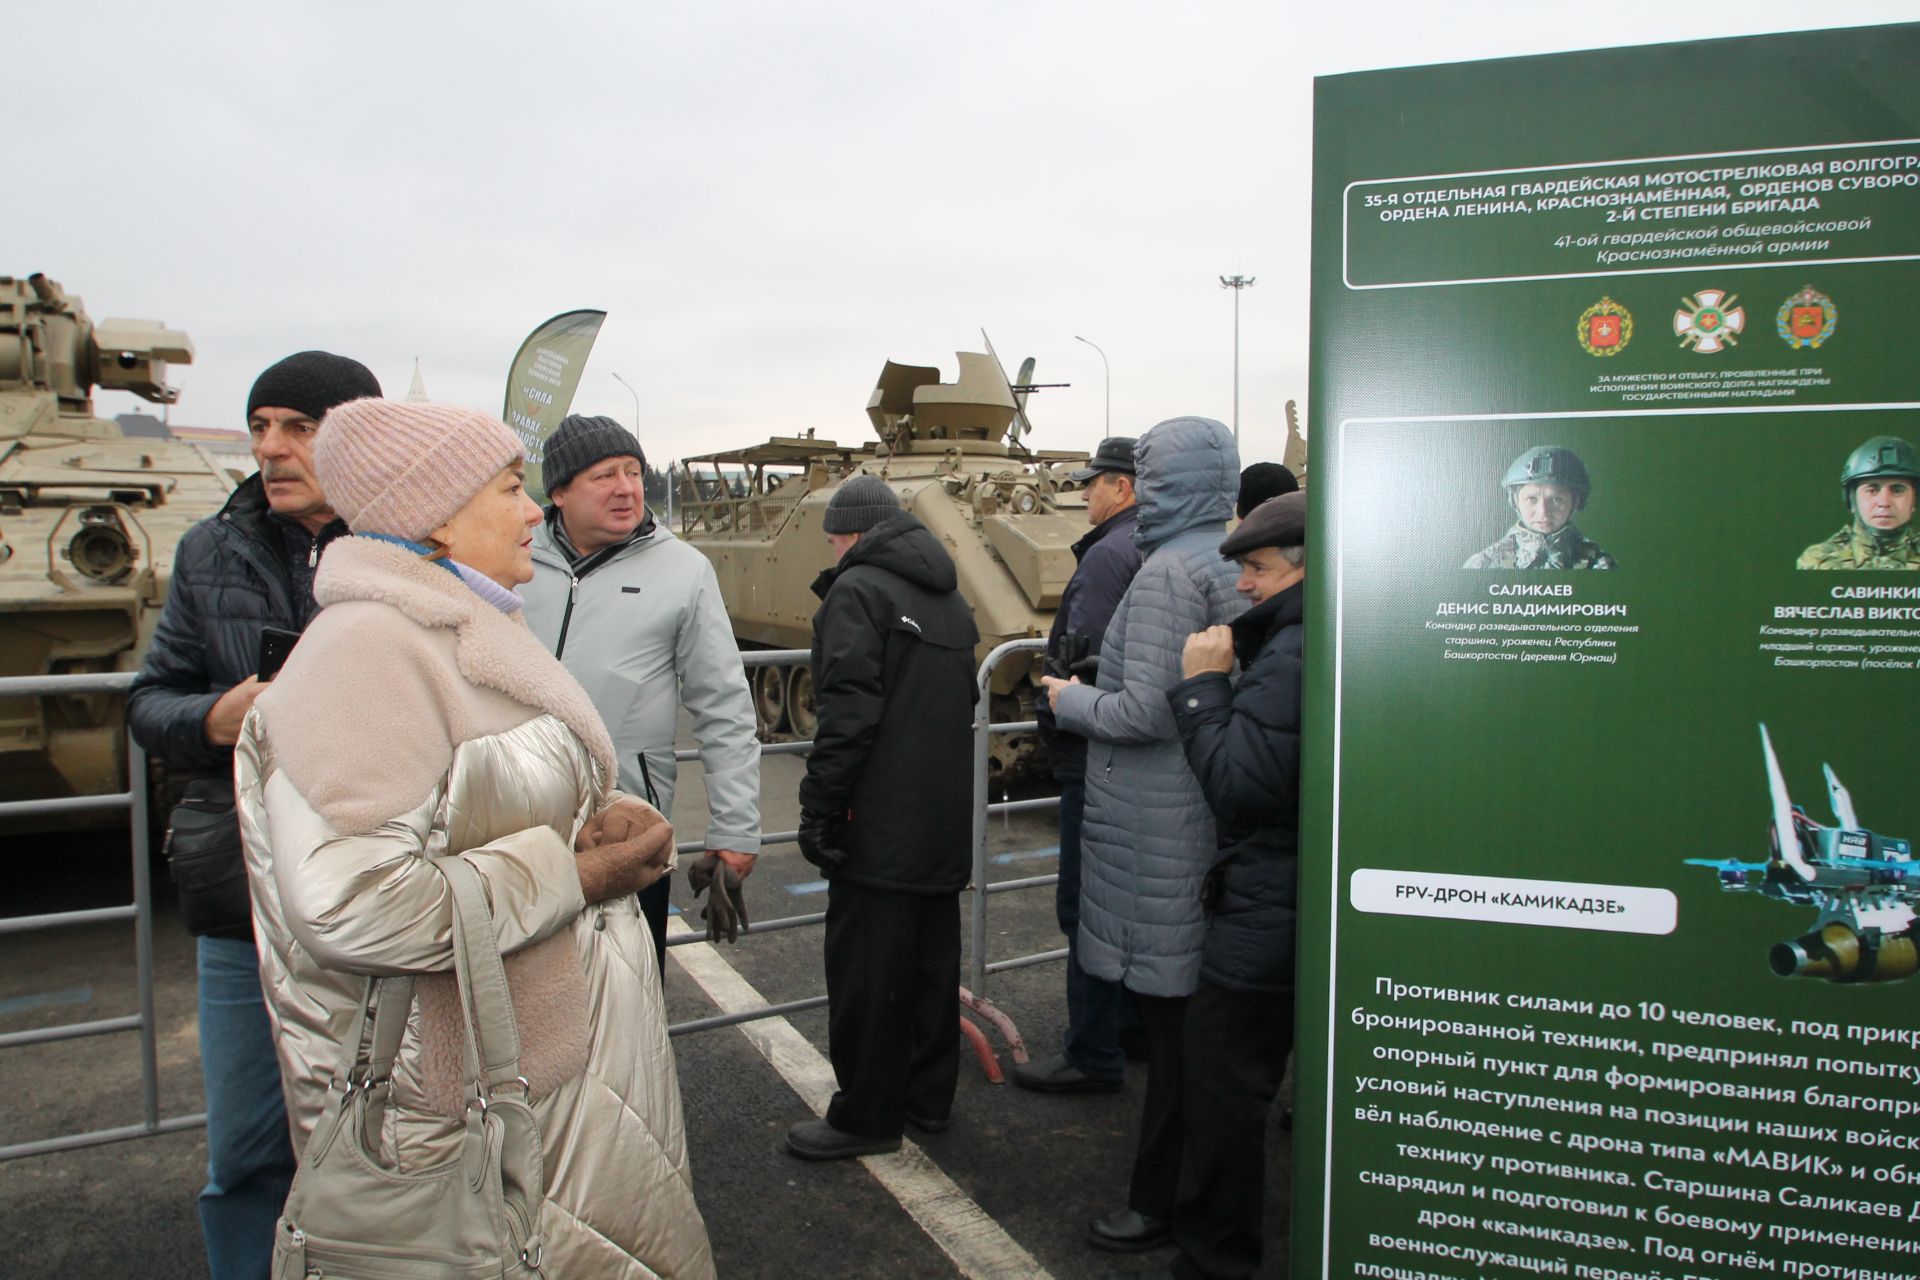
left=257, top=626, right=301, bottom=682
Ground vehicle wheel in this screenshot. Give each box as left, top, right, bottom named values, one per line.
left=787, top=664, right=818, bottom=739
left=753, top=664, right=788, bottom=736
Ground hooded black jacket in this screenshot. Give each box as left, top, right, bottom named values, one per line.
left=799, top=512, right=980, bottom=895
left=1167, top=582, right=1303, bottom=994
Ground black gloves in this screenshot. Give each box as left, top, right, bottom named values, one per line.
left=796, top=809, right=847, bottom=876
left=686, top=852, right=750, bottom=945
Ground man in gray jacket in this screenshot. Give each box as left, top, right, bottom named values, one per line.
left=522, top=415, right=761, bottom=965
left=1041, top=415, right=1245, bottom=1256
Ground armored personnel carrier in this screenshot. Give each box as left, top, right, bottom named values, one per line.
left=0, top=273, right=232, bottom=828
left=677, top=350, right=1092, bottom=780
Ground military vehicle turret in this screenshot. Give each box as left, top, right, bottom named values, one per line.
left=1, top=273, right=232, bottom=828
left=677, top=348, right=1092, bottom=780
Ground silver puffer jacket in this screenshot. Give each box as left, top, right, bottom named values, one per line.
left=235, top=537, right=715, bottom=1279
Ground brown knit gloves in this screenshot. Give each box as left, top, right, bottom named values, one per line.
left=574, top=798, right=674, bottom=904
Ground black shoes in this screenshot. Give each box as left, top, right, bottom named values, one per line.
left=1011, top=1052, right=1123, bottom=1094
left=1085, top=1207, right=1172, bottom=1253
left=784, top=1118, right=901, bottom=1161
left=904, top=1110, right=951, bottom=1134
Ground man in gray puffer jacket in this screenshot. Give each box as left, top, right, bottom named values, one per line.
left=1041, top=415, right=1246, bottom=1254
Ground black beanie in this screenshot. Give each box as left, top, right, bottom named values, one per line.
left=544, top=415, right=646, bottom=494
left=822, top=475, right=901, bottom=534
left=246, top=351, right=382, bottom=421
left=1236, top=462, right=1299, bottom=520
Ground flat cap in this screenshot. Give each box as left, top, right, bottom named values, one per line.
left=1220, top=491, right=1306, bottom=559
left=1069, top=436, right=1136, bottom=483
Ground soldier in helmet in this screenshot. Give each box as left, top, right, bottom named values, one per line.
left=1464, top=446, right=1617, bottom=570
left=1797, top=435, right=1920, bottom=570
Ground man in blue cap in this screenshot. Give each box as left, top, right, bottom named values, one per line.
left=1016, top=436, right=1144, bottom=1094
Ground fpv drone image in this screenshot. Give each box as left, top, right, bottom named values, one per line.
left=1685, top=725, right=1916, bottom=984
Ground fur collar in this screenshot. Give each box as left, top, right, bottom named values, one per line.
left=315, top=537, right=616, bottom=782
left=259, top=536, right=616, bottom=834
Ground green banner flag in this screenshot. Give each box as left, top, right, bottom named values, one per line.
left=1299, top=23, right=1920, bottom=1280
left=503, top=308, right=605, bottom=500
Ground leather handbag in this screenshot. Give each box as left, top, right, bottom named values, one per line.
left=162, top=777, right=253, bottom=938
left=271, top=857, right=548, bottom=1279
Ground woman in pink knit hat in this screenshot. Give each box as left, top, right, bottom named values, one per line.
left=233, top=398, right=715, bottom=1278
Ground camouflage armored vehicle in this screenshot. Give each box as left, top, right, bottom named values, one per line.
left=0, top=273, right=232, bottom=828
left=677, top=349, right=1092, bottom=780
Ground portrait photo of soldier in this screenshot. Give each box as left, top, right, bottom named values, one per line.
left=1463, top=445, right=1617, bottom=570
left=1797, top=434, right=1920, bottom=571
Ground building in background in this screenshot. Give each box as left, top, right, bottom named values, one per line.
left=118, top=413, right=254, bottom=476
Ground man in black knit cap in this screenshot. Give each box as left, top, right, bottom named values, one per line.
left=786, top=476, right=981, bottom=1160
left=130, top=350, right=380, bottom=1280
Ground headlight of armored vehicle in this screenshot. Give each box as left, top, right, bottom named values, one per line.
left=65, top=505, right=138, bottom=583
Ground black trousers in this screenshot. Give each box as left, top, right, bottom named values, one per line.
left=1171, top=980, right=1295, bottom=1280
left=823, top=881, right=961, bottom=1138
left=638, top=877, right=670, bottom=979
left=1129, top=992, right=1190, bottom=1219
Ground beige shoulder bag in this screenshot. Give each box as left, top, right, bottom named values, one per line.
left=271, top=856, right=548, bottom=1278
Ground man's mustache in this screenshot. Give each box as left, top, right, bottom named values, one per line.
left=261, top=464, right=306, bottom=482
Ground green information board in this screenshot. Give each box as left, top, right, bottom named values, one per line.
left=1300, top=24, right=1920, bottom=1280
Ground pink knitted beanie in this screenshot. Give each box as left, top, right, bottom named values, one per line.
left=314, top=398, right=525, bottom=540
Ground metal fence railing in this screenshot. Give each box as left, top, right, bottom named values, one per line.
left=662, top=644, right=1065, bottom=1057
left=0, top=644, right=1067, bottom=1156
left=0, top=671, right=207, bottom=1161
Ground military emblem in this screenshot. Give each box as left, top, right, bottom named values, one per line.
left=1673, top=289, right=1745, bottom=354
left=1577, top=297, right=1633, bottom=357
left=1776, top=285, right=1837, bottom=350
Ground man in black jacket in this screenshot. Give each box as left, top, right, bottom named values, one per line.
left=1122, top=491, right=1305, bottom=1280
left=128, top=351, right=379, bottom=1280
left=788, top=476, right=980, bottom=1161
left=1017, top=436, right=1143, bottom=1093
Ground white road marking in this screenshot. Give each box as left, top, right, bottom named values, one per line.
left=667, top=919, right=1051, bottom=1280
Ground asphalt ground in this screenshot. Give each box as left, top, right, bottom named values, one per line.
left=0, top=738, right=1292, bottom=1278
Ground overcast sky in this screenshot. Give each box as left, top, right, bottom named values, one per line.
left=21, top=1, right=1913, bottom=468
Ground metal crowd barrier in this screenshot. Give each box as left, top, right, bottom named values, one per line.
left=0, top=644, right=1067, bottom=1156
left=660, top=641, right=1066, bottom=1069
left=0, top=671, right=207, bottom=1161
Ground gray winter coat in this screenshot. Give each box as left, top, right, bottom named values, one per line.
left=1053, top=416, right=1246, bottom=998
left=521, top=515, right=761, bottom=854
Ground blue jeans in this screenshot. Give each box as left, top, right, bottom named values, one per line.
left=1056, top=779, right=1127, bottom=1082
left=196, top=935, right=296, bottom=1280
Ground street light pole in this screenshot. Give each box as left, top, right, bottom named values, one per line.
left=1218, top=275, right=1256, bottom=446
left=610, top=370, right=641, bottom=430
left=1074, top=335, right=1110, bottom=436
left=611, top=370, right=670, bottom=525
